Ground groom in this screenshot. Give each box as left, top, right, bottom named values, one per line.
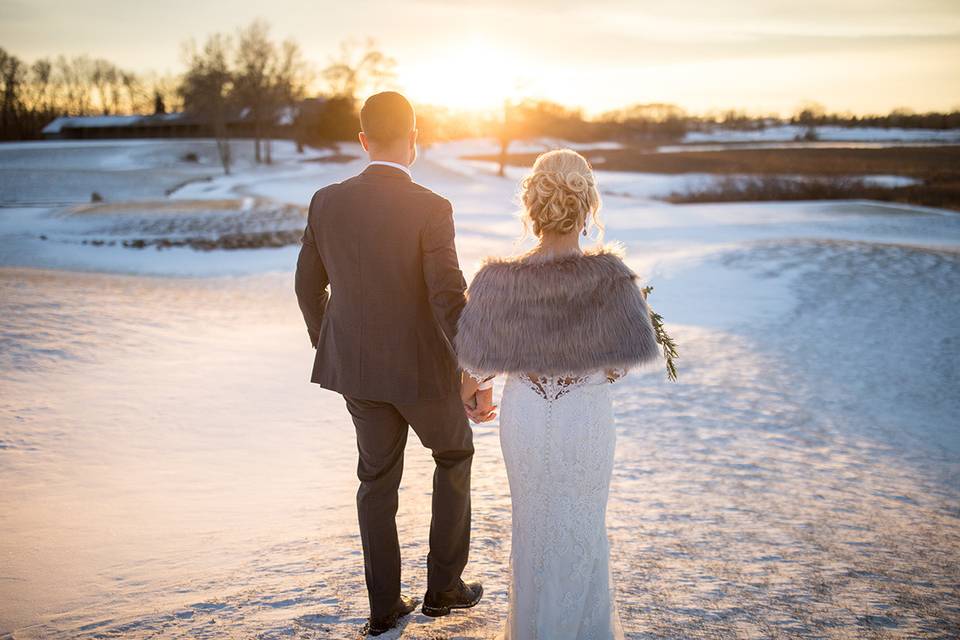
left=295, top=91, right=488, bottom=636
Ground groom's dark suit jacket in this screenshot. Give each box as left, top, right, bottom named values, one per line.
left=294, top=163, right=467, bottom=404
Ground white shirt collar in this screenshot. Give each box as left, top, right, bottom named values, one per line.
left=367, top=160, right=411, bottom=177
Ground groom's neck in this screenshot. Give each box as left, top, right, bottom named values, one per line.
left=367, top=152, right=410, bottom=166
left=366, top=142, right=411, bottom=167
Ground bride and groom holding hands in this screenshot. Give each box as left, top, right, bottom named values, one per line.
left=295, top=91, right=662, bottom=639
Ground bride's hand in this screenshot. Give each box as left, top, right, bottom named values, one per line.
left=467, top=387, right=497, bottom=423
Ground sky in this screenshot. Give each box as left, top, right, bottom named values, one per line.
left=2, top=0, right=960, bottom=116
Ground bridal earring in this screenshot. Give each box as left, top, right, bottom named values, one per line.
left=582, top=226, right=588, bottom=237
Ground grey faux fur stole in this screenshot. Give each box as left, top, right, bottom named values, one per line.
left=455, top=245, right=662, bottom=376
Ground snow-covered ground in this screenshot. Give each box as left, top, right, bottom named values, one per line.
left=682, top=125, right=960, bottom=145
left=1, top=139, right=959, bottom=639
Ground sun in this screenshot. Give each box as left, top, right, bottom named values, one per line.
left=401, top=40, right=524, bottom=112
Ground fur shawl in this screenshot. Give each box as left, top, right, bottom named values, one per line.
left=455, top=245, right=662, bottom=376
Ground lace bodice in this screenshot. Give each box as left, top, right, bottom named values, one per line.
left=466, top=368, right=627, bottom=401
left=517, top=369, right=626, bottom=400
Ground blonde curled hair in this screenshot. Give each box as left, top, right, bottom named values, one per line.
left=520, top=149, right=602, bottom=238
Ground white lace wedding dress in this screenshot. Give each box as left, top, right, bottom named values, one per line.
left=490, top=369, right=627, bottom=640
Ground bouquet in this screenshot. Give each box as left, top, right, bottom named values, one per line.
left=642, top=286, right=679, bottom=381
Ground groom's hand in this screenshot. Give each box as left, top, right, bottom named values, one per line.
left=466, top=387, right=497, bottom=423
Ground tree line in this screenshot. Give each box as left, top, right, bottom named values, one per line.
left=2, top=22, right=959, bottom=174
left=0, top=49, right=182, bottom=141
left=0, top=22, right=396, bottom=173
left=791, top=102, right=960, bottom=130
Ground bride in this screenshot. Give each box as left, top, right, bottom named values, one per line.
left=455, top=149, right=662, bottom=639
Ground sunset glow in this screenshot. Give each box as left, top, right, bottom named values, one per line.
left=2, top=0, right=959, bottom=115
left=400, top=40, right=526, bottom=111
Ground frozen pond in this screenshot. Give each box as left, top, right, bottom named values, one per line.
left=1, top=139, right=959, bottom=639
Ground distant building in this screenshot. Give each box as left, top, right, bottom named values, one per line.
left=41, top=105, right=308, bottom=140
left=42, top=113, right=202, bottom=139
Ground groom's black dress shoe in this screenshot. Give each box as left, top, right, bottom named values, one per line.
left=361, top=595, right=419, bottom=636
left=421, top=579, right=483, bottom=617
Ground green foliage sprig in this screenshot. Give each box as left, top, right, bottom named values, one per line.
left=642, top=286, right=679, bottom=381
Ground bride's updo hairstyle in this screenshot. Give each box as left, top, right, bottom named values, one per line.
left=520, top=149, right=602, bottom=237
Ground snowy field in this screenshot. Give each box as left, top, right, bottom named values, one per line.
left=680, top=125, right=960, bottom=145
left=1, top=139, right=959, bottom=639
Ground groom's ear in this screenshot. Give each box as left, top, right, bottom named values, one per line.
left=358, top=131, right=370, bottom=153
left=408, top=129, right=419, bottom=165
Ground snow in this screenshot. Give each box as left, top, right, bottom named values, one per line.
left=659, top=140, right=960, bottom=152
left=1, top=138, right=959, bottom=639
left=682, top=124, right=960, bottom=144
left=0, top=138, right=334, bottom=205
left=861, top=174, right=922, bottom=187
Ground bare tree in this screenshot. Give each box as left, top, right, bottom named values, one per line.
left=262, top=38, right=310, bottom=162
left=180, top=34, right=234, bottom=174
left=27, top=58, right=53, bottom=113
left=147, top=72, right=184, bottom=114
left=107, top=65, right=124, bottom=114
left=496, top=100, right=515, bottom=177
left=232, top=20, right=311, bottom=163
left=91, top=59, right=128, bottom=115
left=794, top=101, right=826, bottom=126
left=119, top=70, right=143, bottom=113
left=1, top=48, right=25, bottom=134
left=233, top=19, right=273, bottom=163
left=322, top=37, right=396, bottom=101
left=54, top=55, right=95, bottom=115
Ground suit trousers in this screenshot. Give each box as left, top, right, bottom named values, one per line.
left=344, top=390, right=474, bottom=619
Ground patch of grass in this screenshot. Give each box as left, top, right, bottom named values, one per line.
left=663, top=175, right=960, bottom=211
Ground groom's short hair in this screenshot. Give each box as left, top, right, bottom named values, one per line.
left=360, top=91, right=415, bottom=145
